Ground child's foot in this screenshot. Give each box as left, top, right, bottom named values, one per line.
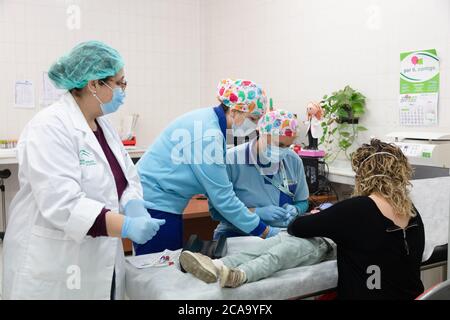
left=179, top=251, right=219, bottom=284
left=219, top=265, right=247, bottom=288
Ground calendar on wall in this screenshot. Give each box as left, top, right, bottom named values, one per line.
left=399, top=49, right=439, bottom=126
left=399, top=93, right=438, bottom=126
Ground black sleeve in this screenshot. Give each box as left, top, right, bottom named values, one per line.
left=287, top=197, right=359, bottom=244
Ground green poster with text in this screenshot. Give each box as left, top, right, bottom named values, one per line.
left=399, top=49, right=439, bottom=126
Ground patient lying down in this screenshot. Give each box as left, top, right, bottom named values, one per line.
left=179, top=232, right=336, bottom=288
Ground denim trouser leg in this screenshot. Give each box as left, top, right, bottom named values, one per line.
left=221, top=233, right=331, bottom=283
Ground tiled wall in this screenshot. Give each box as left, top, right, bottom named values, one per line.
left=3, top=0, right=449, bottom=152
left=0, top=0, right=204, bottom=229
left=0, top=0, right=203, bottom=148
left=200, top=0, right=450, bottom=149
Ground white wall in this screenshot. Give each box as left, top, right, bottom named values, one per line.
left=3, top=0, right=448, bottom=156
left=0, top=0, right=203, bottom=148
left=201, top=0, right=450, bottom=145
left=0, top=0, right=204, bottom=229
left=2, top=0, right=450, bottom=224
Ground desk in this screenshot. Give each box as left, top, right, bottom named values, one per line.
left=182, top=197, right=218, bottom=243
left=0, top=149, right=18, bottom=165
left=309, top=194, right=338, bottom=207
left=0, top=147, right=147, bottom=165
left=126, top=147, right=146, bottom=164
left=326, top=159, right=355, bottom=185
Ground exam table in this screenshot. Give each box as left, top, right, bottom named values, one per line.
left=125, top=177, right=450, bottom=300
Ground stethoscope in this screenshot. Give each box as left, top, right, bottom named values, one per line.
left=258, top=160, right=296, bottom=200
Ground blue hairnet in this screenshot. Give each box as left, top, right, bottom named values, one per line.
left=48, top=41, right=124, bottom=90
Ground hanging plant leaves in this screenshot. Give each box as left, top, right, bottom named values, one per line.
left=337, top=108, right=349, bottom=118
left=357, top=126, right=368, bottom=131
left=319, top=85, right=366, bottom=161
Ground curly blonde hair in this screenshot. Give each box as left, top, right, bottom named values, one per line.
left=351, top=139, right=415, bottom=218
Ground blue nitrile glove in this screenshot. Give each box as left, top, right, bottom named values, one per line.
left=283, top=204, right=298, bottom=217
left=121, top=215, right=166, bottom=244
left=286, top=213, right=299, bottom=225
left=266, top=226, right=281, bottom=238
left=265, top=204, right=297, bottom=228
left=124, top=199, right=153, bottom=218
left=255, top=205, right=290, bottom=222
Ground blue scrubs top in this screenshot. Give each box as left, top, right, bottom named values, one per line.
left=210, top=138, right=309, bottom=223
left=137, top=106, right=266, bottom=236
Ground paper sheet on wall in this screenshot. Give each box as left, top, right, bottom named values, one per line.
left=14, top=80, right=35, bottom=109
left=41, top=72, right=65, bottom=107
left=399, top=49, right=439, bottom=126
left=399, top=93, right=438, bottom=126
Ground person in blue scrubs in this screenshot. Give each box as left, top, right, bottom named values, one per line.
left=212, top=109, right=310, bottom=239
left=136, top=79, right=281, bottom=254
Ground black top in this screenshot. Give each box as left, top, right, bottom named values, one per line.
left=288, top=196, right=425, bottom=300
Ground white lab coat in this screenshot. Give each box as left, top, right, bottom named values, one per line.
left=2, top=92, right=143, bottom=300
left=307, top=117, right=324, bottom=139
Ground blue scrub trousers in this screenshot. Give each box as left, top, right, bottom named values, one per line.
left=213, top=223, right=248, bottom=240
left=133, top=209, right=183, bottom=255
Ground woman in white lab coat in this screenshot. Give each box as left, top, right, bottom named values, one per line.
left=2, top=41, right=164, bottom=300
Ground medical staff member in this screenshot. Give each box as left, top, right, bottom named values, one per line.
left=2, top=41, right=163, bottom=300
left=212, top=110, right=309, bottom=239
left=136, top=79, right=279, bottom=254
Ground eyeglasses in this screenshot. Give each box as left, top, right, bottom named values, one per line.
left=107, top=78, right=128, bottom=91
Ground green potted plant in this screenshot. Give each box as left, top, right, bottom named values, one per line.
left=319, top=85, right=367, bottom=162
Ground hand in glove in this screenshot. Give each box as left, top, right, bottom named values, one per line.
left=255, top=205, right=290, bottom=222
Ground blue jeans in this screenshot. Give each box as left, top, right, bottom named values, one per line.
left=221, top=233, right=334, bottom=283
left=133, top=209, right=183, bottom=255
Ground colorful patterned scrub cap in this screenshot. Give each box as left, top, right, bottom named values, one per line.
left=258, top=110, right=299, bottom=137
left=217, top=79, right=267, bottom=117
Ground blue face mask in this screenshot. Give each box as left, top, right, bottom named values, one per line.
left=232, top=118, right=257, bottom=137
left=263, top=145, right=290, bottom=163
left=92, top=81, right=126, bottom=115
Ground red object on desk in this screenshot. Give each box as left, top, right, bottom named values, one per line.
left=122, top=136, right=137, bottom=146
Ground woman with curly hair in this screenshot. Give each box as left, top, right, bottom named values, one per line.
left=288, top=139, right=425, bottom=300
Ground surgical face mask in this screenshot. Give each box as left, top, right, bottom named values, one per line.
left=262, top=145, right=290, bottom=163
left=232, top=117, right=257, bottom=137
left=92, top=81, right=126, bottom=115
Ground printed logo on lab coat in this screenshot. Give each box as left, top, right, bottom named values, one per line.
left=79, top=149, right=97, bottom=167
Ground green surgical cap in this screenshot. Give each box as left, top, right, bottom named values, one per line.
left=48, top=41, right=124, bottom=90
